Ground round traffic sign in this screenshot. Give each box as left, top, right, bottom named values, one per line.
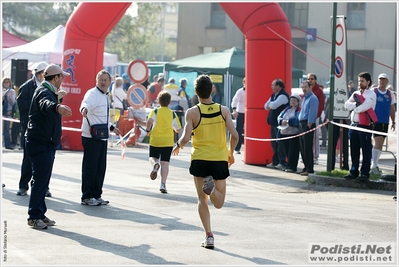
left=335, top=56, right=344, bottom=78
left=128, top=59, right=148, bottom=84
left=127, top=84, right=148, bottom=108
left=335, top=24, right=344, bottom=46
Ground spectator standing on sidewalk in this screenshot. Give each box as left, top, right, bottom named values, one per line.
left=264, top=78, right=289, bottom=170
left=370, top=73, right=396, bottom=175
left=231, top=77, right=245, bottom=154
left=277, top=94, right=301, bottom=172
left=344, top=72, right=377, bottom=181
left=297, top=81, right=319, bottom=176
left=148, top=77, right=165, bottom=106
left=2, top=76, right=15, bottom=150
left=307, top=73, right=325, bottom=164
left=172, top=74, right=238, bottom=249
left=348, top=80, right=356, bottom=95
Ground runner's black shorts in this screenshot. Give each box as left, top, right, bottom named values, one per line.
left=373, top=123, right=389, bottom=138
left=149, top=146, right=173, bottom=162
left=189, top=160, right=229, bottom=180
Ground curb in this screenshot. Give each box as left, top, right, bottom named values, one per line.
left=307, top=174, right=397, bottom=191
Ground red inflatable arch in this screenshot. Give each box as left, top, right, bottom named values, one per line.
left=60, top=3, right=131, bottom=150
left=61, top=2, right=292, bottom=166
left=220, top=3, right=292, bottom=165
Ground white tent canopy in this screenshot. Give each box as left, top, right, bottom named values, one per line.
left=2, top=25, right=117, bottom=77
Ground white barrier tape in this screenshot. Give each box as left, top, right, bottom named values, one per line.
left=246, top=119, right=329, bottom=142
left=1, top=117, right=117, bottom=135
left=329, top=120, right=397, bottom=137
left=1, top=117, right=20, bottom=123
left=245, top=119, right=397, bottom=142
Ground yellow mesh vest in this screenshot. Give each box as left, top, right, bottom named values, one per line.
left=191, top=103, right=228, bottom=161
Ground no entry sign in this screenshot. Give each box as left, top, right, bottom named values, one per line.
left=128, top=59, right=148, bottom=84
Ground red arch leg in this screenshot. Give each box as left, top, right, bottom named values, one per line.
left=61, top=3, right=131, bottom=150
left=221, top=3, right=292, bottom=165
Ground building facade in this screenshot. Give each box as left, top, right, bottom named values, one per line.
left=177, top=2, right=397, bottom=89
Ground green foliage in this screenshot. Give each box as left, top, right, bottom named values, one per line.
left=106, top=2, right=174, bottom=62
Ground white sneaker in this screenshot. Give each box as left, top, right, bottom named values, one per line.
left=314, top=159, right=319, bottom=165
left=275, top=164, right=285, bottom=170
left=81, top=198, right=101, bottom=206
left=150, top=163, right=160, bottom=180
left=201, top=235, right=214, bottom=249
left=160, top=182, right=167, bottom=193
left=96, top=197, right=109, bottom=205
left=266, top=163, right=276, bottom=168
left=370, top=167, right=382, bottom=175
left=202, top=176, right=215, bottom=195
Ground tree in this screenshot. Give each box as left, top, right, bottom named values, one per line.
left=105, top=2, right=165, bottom=62
left=2, top=2, right=78, bottom=41
left=2, top=2, right=176, bottom=62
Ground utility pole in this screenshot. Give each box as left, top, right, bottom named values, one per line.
left=327, top=3, right=337, bottom=172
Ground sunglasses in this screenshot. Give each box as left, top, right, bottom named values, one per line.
left=307, top=78, right=315, bottom=80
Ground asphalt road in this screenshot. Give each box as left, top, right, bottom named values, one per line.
left=1, top=141, right=397, bottom=266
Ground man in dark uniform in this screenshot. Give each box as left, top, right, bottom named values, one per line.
left=16, top=62, right=53, bottom=197
left=26, top=64, right=72, bottom=229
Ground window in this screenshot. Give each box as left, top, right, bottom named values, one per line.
left=279, top=3, right=308, bottom=28
left=347, top=3, right=366, bottom=29
left=210, top=3, right=225, bottom=28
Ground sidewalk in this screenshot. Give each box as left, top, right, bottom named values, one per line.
left=1, top=142, right=397, bottom=266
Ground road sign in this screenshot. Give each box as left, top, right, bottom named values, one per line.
left=305, top=28, right=317, bottom=41
left=128, top=59, right=148, bottom=84
left=127, top=84, right=148, bottom=108
left=335, top=56, right=344, bottom=78
left=335, top=24, right=344, bottom=46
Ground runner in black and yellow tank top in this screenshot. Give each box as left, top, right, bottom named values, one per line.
left=191, top=102, right=228, bottom=161
left=172, top=75, right=238, bottom=249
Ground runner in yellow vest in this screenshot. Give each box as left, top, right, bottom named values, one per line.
left=172, top=75, right=238, bottom=249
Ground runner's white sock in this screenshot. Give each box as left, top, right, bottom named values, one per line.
left=371, top=148, right=381, bottom=169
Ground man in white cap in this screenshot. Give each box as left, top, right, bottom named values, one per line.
left=370, top=73, right=396, bottom=174
left=16, top=61, right=50, bottom=197
left=25, top=64, right=72, bottom=229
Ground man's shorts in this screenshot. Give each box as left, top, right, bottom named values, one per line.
left=149, top=146, right=173, bottom=162
left=373, top=123, right=389, bottom=138
left=189, top=160, right=229, bottom=180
